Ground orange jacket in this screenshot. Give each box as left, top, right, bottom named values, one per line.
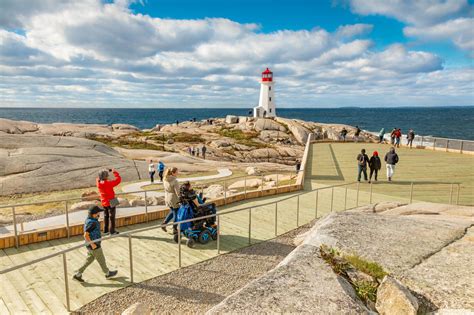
left=96, top=171, right=121, bottom=207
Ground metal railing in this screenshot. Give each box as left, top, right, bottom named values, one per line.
left=0, top=179, right=469, bottom=312
left=0, top=170, right=302, bottom=248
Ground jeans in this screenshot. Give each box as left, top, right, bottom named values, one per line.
left=386, top=164, right=395, bottom=179
left=149, top=171, right=155, bottom=183
left=103, top=206, right=116, bottom=234
left=407, top=139, right=413, bottom=147
left=159, top=171, right=164, bottom=182
left=76, top=247, right=109, bottom=275
left=369, top=168, right=378, bottom=181
left=357, top=165, right=368, bottom=181
left=164, top=207, right=178, bottom=224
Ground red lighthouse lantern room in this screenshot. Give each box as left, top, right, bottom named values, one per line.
left=262, top=68, right=273, bottom=82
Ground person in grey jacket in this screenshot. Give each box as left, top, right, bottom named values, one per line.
left=162, top=167, right=180, bottom=233
left=384, top=147, right=399, bottom=181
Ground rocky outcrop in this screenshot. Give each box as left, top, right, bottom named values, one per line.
left=253, top=118, right=286, bottom=132
left=376, top=276, right=419, bottom=315
left=0, top=118, right=39, bottom=134
left=275, top=117, right=311, bottom=144
left=0, top=134, right=147, bottom=195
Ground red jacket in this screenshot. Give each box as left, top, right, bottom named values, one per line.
left=96, top=171, right=121, bottom=207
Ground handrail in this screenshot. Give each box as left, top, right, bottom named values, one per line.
left=0, top=181, right=353, bottom=275
left=0, top=170, right=301, bottom=210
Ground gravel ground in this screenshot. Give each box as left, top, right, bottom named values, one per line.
left=77, top=223, right=313, bottom=314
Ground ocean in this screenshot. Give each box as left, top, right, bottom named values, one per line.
left=0, top=107, right=473, bottom=140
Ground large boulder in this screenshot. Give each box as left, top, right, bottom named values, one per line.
left=0, top=118, right=38, bottom=134
left=253, top=119, right=286, bottom=132
left=275, top=117, right=311, bottom=144
left=376, top=276, right=418, bottom=315
left=225, top=115, right=239, bottom=124
left=204, top=185, right=224, bottom=199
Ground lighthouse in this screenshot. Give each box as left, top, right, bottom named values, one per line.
left=253, top=68, right=276, bottom=118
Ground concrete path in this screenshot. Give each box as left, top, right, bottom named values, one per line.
left=121, top=168, right=233, bottom=197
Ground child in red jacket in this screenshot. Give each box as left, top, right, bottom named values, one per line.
left=97, top=169, right=121, bottom=235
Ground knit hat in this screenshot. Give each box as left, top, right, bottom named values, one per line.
left=373, top=151, right=378, bottom=156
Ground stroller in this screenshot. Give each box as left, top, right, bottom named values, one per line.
left=173, top=184, right=218, bottom=248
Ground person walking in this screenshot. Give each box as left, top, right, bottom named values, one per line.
left=407, top=129, right=415, bottom=148
left=295, top=160, right=301, bottom=173
left=148, top=160, right=155, bottom=183
left=384, top=147, right=399, bottom=181
left=191, top=147, right=195, bottom=156
left=196, top=147, right=200, bottom=157
left=354, top=126, right=361, bottom=142
left=73, top=206, right=118, bottom=282
left=162, top=167, right=180, bottom=233
left=368, top=151, right=381, bottom=183
left=340, top=128, right=348, bottom=142
left=378, top=128, right=385, bottom=143
left=390, top=128, right=396, bottom=145
left=158, top=161, right=165, bottom=182
left=97, top=169, right=121, bottom=235
left=356, top=149, right=369, bottom=182
left=395, top=129, right=402, bottom=148
left=188, top=147, right=192, bottom=155
left=201, top=145, right=207, bottom=159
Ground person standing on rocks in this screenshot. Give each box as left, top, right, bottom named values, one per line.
left=384, top=147, right=399, bottom=182
left=354, top=126, right=361, bottom=142
left=188, top=147, right=192, bottom=155
left=378, top=128, right=385, bottom=143
left=97, top=169, right=121, bottom=235
left=191, top=147, right=195, bottom=156
left=162, top=167, right=180, bottom=233
left=296, top=160, right=301, bottom=173
left=148, top=160, right=156, bottom=183
left=73, top=206, right=118, bottom=282
left=407, top=129, right=415, bottom=148
left=340, top=128, right=348, bottom=142
left=158, top=161, right=165, bottom=182
left=202, top=145, right=207, bottom=159
left=196, top=147, right=200, bottom=157
left=356, top=149, right=369, bottom=182
left=368, top=151, right=381, bottom=183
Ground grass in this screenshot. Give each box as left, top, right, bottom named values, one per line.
left=217, top=127, right=270, bottom=148
left=148, top=132, right=205, bottom=144
left=320, top=245, right=387, bottom=304
left=86, top=134, right=164, bottom=150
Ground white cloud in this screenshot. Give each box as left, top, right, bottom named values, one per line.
left=0, top=0, right=471, bottom=107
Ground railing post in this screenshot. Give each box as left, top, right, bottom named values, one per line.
left=356, top=182, right=360, bottom=206
left=456, top=184, right=460, bottom=205
left=296, top=195, right=300, bottom=227
left=449, top=183, right=454, bottom=204
left=433, top=138, right=436, bottom=150
left=62, top=253, right=71, bottom=312
left=177, top=223, right=182, bottom=268
left=369, top=182, right=373, bottom=204
left=446, top=140, right=449, bottom=152
left=460, top=141, right=464, bottom=154
left=344, top=186, right=348, bottom=210
left=224, top=180, right=227, bottom=205
left=65, top=201, right=70, bottom=239
left=409, top=182, right=414, bottom=203
left=217, top=215, right=221, bottom=254
left=244, top=176, right=247, bottom=199
left=314, top=190, right=319, bottom=218
left=12, top=207, right=19, bottom=248
left=274, top=202, right=278, bottom=236
left=128, top=234, right=134, bottom=283
left=248, top=208, right=252, bottom=245
left=330, top=187, right=334, bottom=212
left=144, top=191, right=149, bottom=222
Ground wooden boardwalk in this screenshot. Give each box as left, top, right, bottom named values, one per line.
left=0, top=142, right=472, bottom=314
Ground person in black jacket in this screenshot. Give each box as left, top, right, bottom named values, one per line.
left=368, top=151, right=382, bottom=183
left=356, top=149, right=369, bottom=182
left=384, top=147, right=399, bottom=181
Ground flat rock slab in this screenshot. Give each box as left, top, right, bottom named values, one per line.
left=401, top=226, right=474, bottom=310
left=207, top=244, right=370, bottom=314
left=304, top=209, right=472, bottom=274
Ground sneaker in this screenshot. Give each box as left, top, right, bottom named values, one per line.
left=105, top=270, right=118, bottom=279
left=73, top=274, right=84, bottom=283
left=161, top=226, right=167, bottom=233
left=111, top=231, right=120, bottom=235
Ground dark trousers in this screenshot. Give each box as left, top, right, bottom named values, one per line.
left=159, top=171, right=164, bottom=182
left=407, top=139, right=413, bottom=147
left=369, top=168, right=378, bottom=181
left=164, top=207, right=178, bottom=224
left=103, top=206, right=116, bottom=233
left=357, top=165, right=368, bottom=181
left=149, top=171, right=155, bottom=183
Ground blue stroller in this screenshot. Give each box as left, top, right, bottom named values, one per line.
left=173, top=194, right=218, bottom=248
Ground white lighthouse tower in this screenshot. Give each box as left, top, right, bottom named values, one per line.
left=253, top=68, right=276, bottom=118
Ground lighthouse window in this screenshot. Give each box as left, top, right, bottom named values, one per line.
left=269, top=86, right=271, bottom=91
left=269, top=97, right=272, bottom=101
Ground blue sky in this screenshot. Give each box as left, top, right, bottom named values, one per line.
left=0, top=0, right=473, bottom=107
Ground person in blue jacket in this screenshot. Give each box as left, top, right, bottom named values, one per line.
left=158, top=161, right=165, bottom=182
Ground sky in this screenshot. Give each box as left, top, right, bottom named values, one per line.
left=0, top=0, right=473, bottom=108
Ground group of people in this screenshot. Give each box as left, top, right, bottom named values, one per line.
left=339, top=126, right=362, bottom=142
left=385, top=128, right=415, bottom=148
left=188, top=145, right=207, bottom=159
left=356, top=147, right=399, bottom=182
left=148, top=160, right=165, bottom=183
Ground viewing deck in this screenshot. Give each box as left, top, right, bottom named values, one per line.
left=0, top=141, right=472, bottom=314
